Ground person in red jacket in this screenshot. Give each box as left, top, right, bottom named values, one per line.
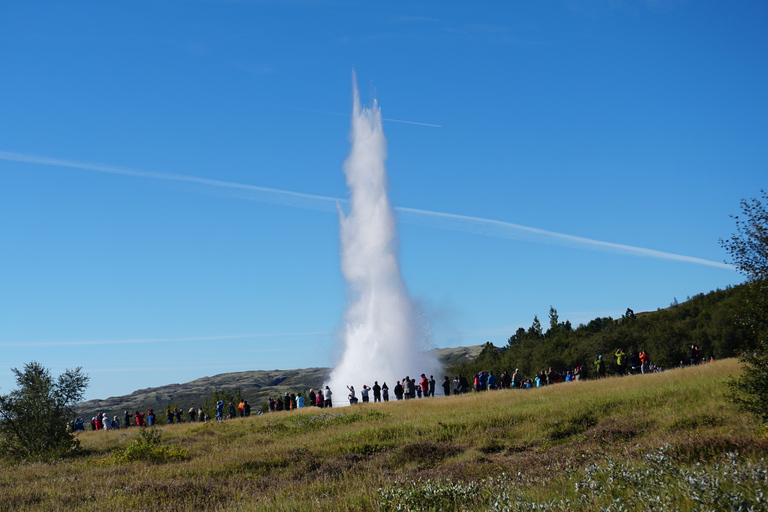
left=135, top=410, right=145, bottom=427
left=639, top=350, right=651, bottom=374
left=420, top=374, right=429, bottom=397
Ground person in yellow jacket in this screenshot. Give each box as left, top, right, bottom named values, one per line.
left=615, top=348, right=627, bottom=376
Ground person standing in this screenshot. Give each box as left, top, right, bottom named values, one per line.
left=442, top=376, right=451, bottom=396
left=347, top=385, right=357, bottom=405
left=459, top=375, right=469, bottom=394
left=428, top=375, right=436, bottom=397
left=381, top=382, right=389, bottom=402
left=216, top=400, right=224, bottom=421
left=361, top=385, right=371, bottom=403
left=639, top=350, right=650, bottom=374
left=420, top=374, right=429, bottom=397
left=594, top=355, right=606, bottom=379
left=615, top=348, right=627, bottom=376
left=512, top=369, right=522, bottom=389
left=324, top=386, right=333, bottom=408
left=394, top=380, right=403, bottom=400
left=372, top=381, right=382, bottom=403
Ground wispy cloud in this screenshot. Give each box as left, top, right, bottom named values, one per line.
left=0, top=332, right=329, bottom=347
left=0, top=150, right=734, bottom=270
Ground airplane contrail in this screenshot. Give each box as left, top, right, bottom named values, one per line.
left=0, top=150, right=734, bottom=270
left=279, top=106, right=443, bottom=128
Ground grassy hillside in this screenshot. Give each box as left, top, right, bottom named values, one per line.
left=3, top=359, right=766, bottom=511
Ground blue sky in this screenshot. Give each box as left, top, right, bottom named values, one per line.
left=1, top=1, right=765, bottom=401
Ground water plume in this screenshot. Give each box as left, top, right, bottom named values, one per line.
left=326, top=75, right=441, bottom=404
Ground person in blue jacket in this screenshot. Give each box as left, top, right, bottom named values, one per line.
left=216, top=400, right=224, bottom=421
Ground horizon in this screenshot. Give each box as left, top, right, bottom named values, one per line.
left=2, top=2, right=763, bottom=401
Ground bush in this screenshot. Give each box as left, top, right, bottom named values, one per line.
left=97, top=427, right=189, bottom=465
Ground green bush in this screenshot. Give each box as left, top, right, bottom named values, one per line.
left=96, top=427, right=189, bottom=465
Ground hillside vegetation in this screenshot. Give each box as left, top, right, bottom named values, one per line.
left=2, top=359, right=766, bottom=511
left=451, top=285, right=753, bottom=381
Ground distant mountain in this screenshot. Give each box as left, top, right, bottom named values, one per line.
left=75, top=345, right=484, bottom=420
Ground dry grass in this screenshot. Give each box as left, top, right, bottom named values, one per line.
left=1, top=359, right=765, bottom=511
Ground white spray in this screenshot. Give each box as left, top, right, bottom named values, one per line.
left=326, top=75, right=441, bottom=404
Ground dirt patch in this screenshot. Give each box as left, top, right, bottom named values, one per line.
left=581, top=417, right=643, bottom=443
left=388, top=440, right=463, bottom=468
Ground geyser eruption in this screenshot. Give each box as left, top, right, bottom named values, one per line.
left=326, top=76, right=441, bottom=403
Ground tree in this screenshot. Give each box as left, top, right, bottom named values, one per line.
left=548, top=306, right=559, bottom=334
left=528, top=315, right=543, bottom=339
left=720, top=190, right=768, bottom=423
left=0, top=362, right=89, bottom=460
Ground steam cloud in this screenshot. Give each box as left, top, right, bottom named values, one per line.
left=325, top=76, right=441, bottom=403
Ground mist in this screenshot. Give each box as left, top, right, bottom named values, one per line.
left=325, top=76, right=441, bottom=404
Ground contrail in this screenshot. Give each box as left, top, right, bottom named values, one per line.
left=0, top=150, right=734, bottom=270
left=280, top=106, right=443, bottom=127
left=0, top=150, right=340, bottom=212
left=395, top=207, right=735, bottom=269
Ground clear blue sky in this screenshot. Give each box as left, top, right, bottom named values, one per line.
left=1, top=1, right=764, bottom=401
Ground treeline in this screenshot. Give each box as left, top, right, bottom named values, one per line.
left=449, top=284, right=754, bottom=380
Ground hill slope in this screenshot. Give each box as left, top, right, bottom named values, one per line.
left=3, top=359, right=765, bottom=511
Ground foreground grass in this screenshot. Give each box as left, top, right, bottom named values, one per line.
left=1, top=359, right=766, bottom=511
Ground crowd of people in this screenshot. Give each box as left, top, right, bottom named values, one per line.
left=267, top=385, right=333, bottom=411
left=75, top=346, right=712, bottom=430
left=72, top=399, right=259, bottom=431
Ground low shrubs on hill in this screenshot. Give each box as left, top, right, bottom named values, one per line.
left=378, top=446, right=768, bottom=511
left=92, top=427, right=189, bottom=466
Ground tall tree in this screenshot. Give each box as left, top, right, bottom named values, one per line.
left=548, top=306, right=559, bottom=335
left=721, top=190, right=768, bottom=422
left=528, top=315, right=543, bottom=339
left=0, top=362, right=89, bottom=460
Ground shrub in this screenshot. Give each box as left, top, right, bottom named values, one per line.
left=96, top=427, right=189, bottom=465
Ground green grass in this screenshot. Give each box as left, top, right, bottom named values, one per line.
left=1, top=359, right=766, bottom=511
